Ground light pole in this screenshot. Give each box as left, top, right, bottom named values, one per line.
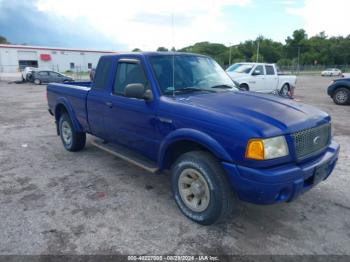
left=256, top=40, right=260, bottom=62
left=229, top=42, right=232, bottom=66
left=297, top=46, right=300, bottom=74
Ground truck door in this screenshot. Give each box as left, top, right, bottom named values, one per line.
left=264, top=65, right=278, bottom=92
left=249, top=65, right=265, bottom=91
left=104, top=57, right=158, bottom=160
left=86, top=56, right=114, bottom=140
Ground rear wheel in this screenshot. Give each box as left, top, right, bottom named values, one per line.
left=34, top=78, right=41, bottom=85
left=59, top=113, right=86, bottom=151
left=333, top=88, right=350, bottom=105
left=280, top=83, right=290, bottom=97
left=171, top=151, right=234, bottom=225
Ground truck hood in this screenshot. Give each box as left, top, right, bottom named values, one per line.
left=173, top=91, right=330, bottom=137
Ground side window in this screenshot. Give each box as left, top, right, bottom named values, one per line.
left=265, top=65, right=275, bottom=75
left=254, top=65, right=264, bottom=75
left=50, top=72, right=59, bottom=77
left=94, top=58, right=112, bottom=89
left=38, top=71, right=49, bottom=76
left=113, top=61, right=147, bottom=96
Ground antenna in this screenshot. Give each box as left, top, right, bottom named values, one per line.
left=171, top=11, right=175, bottom=97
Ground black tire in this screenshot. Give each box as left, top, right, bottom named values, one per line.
left=239, top=84, right=249, bottom=91
left=59, top=113, right=86, bottom=151
left=280, top=83, right=290, bottom=97
left=332, top=87, right=350, bottom=105
left=171, top=151, right=234, bottom=225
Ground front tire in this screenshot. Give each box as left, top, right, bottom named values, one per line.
left=239, top=84, right=249, bottom=91
left=171, top=151, right=233, bottom=225
left=333, top=88, right=350, bottom=105
left=59, top=113, right=86, bottom=151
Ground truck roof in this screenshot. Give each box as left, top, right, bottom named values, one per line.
left=100, top=52, right=210, bottom=59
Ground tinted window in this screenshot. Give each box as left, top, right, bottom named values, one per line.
left=254, top=65, right=264, bottom=75
left=265, top=65, right=275, bottom=75
left=49, top=72, right=59, bottom=77
left=94, top=57, right=113, bottom=89
left=113, top=61, right=147, bottom=95
left=38, top=71, right=49, bottom=76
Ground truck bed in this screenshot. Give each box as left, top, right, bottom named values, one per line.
left=47, top=82, right=91, bottom=132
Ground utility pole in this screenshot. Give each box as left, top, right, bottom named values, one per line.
left=256, top=40, right=260, bottom=62
left=297, top=46, right=300, bottom=74
left=229, top=43, right=232, bottom=66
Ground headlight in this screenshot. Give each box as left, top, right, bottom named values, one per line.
left=245, top=136, right=289, bottom=160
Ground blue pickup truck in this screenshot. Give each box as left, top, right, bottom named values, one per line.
left=47, top=52, right=340, bottom=225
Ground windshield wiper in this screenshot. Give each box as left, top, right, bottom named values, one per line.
left=210, top=84, right=235, bottom=89
left=165, top=87, right=212, bottom=95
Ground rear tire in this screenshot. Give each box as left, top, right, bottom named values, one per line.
left=59, top=113, right=86, bottom=151
left=171, top=151, right=234, bottom=225
left=34, top=78, right=41, bottom=85
left=280, top=83, right=290, bottom=97
left=332, top=88, right=350, bottom=105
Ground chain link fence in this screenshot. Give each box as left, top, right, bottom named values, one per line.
left=0, top=64, right=91, bottom=81
left=278, top=64, right=350, bottom=75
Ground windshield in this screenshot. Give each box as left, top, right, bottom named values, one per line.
left=226, top=63, right=254, bottom=74
left=149, top=55, right=238, bottom=95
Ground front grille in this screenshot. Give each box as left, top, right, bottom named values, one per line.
left=292, top=123, right=331, bottom=159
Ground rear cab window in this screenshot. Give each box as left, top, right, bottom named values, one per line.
left=265, top=65, right=275, bottom=75
left=93, top=57, right=113, bottom=89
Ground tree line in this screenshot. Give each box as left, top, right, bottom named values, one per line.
left=2, top=28, right=350, bottom=68
left=140, top=29, right=350, bottom=67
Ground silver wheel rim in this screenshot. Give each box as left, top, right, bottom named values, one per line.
left=34, top=79, right=40, bottom=84
left=335, top=90, right=348, bottom=103
left=61, top=121, right=72, bottom=145
left=281, top=85, right=289, bottom=96
left=178, top=168, right=210, bottom=212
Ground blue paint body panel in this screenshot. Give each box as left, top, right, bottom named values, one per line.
left=47, top=52, right=340, bottom=205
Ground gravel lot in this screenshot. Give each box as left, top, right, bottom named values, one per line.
left=0, top=76, right=349, bottom=255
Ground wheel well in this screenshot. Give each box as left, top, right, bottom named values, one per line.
left=162, top=140, right=214, bottom=169
left=332, top=86, right=349, bottom=96
left=239, top=83, right=249, bottom=90
left=55, top=104, right=68, bottom=123
left=282, top=83, right=290, bottom=90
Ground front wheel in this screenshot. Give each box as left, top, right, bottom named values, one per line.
left=171, top=151, right=233, bottom=225
left=239, top=84, right=249, bottom=91
left=333, top=88, right=350, bottom=105
left=59, top=113, right=86, bottom=151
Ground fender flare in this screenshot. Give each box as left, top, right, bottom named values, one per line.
left=54, top=97, right=83, bottom=133
left=158, top=128, right=233, bottom=169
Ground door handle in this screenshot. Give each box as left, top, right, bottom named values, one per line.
left=105, top=101, right=113, bottom=108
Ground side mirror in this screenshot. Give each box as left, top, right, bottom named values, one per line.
left=124, top=83, right=153, bottom=101
left=252, top=70, right=261, bottom=76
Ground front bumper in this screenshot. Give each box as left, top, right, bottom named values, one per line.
left=222, top=141, right=340, bottom=205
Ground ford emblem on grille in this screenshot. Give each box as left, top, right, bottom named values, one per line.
left=313, top=136, right=321, bottom=145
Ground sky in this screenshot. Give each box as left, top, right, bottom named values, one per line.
left=0, top=0, right=349, bottom=51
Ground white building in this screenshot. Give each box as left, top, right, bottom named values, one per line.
left=0, top=44, right=116, bottom=73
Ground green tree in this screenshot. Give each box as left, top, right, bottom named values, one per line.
left=157, top=47, right=169, bottom=52
left=0, top=35, right=9, bottom=44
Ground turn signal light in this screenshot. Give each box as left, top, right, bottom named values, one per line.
left=246, top=139, right=264, bottom=160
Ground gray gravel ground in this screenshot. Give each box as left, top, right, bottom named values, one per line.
left=0, top=76, right=349, bottom=255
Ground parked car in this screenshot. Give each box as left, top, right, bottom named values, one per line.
left=21, top=67, right=38, bottom=81
left=327, top=77, right=350, bottom=105
left=321, top=68, right=342, bottom=76
left=226, top=62, right=297, bottom=96
left=32, top=70, right=73, bottom=85
left=47, top=52, right=339, bottom=225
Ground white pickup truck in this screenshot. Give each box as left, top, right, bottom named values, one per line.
left=226, top=63, right=297, bottom=96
